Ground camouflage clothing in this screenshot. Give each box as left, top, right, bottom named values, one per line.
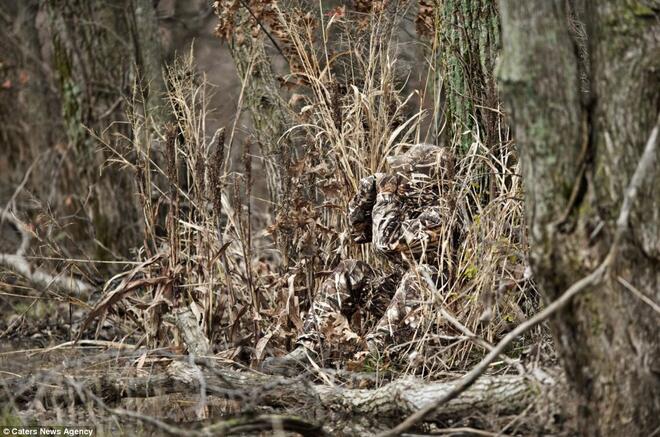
left=351, top=146, right=454, bottom=265
left=297, top=260, right=381, bottom=350
left=365, top=264, right=439, bottom=349
left=296, top=260, right=440, bottom=355
left=297, top=145, right=453, bottom=356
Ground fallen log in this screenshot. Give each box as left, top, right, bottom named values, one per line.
left=6, top=356, right=558, bottom=433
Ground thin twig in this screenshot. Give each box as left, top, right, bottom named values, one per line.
left=617, top=276, right=660, bottom=315
left=423, top=271, right=525, bottom=374
left=0, top=156, right=41, bottom=227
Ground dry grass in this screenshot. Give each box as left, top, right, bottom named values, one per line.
left=66, top=2, right=549, bottom=380
left=259, top=2, right=544, bottom=374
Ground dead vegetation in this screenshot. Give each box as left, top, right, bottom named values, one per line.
left=1, top=2, right=568, bottom=436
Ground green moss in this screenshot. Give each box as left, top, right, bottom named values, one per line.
left=0, top=406, right=38, bottom=426
left=630, top=2, right=654, bottom=17
left=436, top=0, right=500, bottom=154
left=361, top=354, right=389, bottom=373
left=1, top=407, right=22, bottom=426
left=577, top=199, right=592, bottom=218
left=12, top=300, right=58, bottom=320
left=577, top=293, right=603, bottom=336
left=463, top=264, right=478, bottom=280
left=604, top=1, right=652, bottom=36
left=53, top=36, right=84, bottom=150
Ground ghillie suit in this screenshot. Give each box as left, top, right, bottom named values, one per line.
left=263, top=145, right=457, bottom=373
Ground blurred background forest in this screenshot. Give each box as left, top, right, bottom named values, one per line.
left=1, top=0, right=242, bottom=261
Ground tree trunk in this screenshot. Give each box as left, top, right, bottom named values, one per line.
left=132, top=0, right=167, bottom=120
left=45, top=0, right=165, bottom=258
left=224, top=10, right=292, bottom=206
left=0, top=0, right=57, bottom=188
left=434, top=0, right=501, bottom=151
left=497, top=1, right=660, bottom=435
left=216, top=6, right=297, bottom=268
left=432, top=0, right=506, bottom=208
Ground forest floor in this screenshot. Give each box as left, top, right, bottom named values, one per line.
left=0, top=275, right=572, bottom=436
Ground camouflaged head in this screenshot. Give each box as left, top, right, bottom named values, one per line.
left=386, top=144, right=454, bottom=180
left=347, top=145, right=454, bottom=262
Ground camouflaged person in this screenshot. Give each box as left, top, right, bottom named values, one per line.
left=262, top=144, right=455, bottom=374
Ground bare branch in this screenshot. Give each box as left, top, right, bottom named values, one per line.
left=0, top=208, right=93, bottom=295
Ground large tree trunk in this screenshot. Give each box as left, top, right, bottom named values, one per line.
left=497, top=1, right=660, bottom=435
left=431, top=0, right=508, bottom=208
left=213, top=4, right=296, bottom=268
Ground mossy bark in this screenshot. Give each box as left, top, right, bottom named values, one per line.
left=498, top=1, right=660, bottom=435
left=226, top=13, right=292, bottom=207
left=0, top=0, right=57, bottom=187
left=433, top=0, right=505, bottom=207
left=435, top=0, right=501, bottom=152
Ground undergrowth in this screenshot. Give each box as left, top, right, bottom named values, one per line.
left=73, top=1, right=549, bottom=380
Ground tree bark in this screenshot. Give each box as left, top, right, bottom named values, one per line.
left=0, top=0, right=56, bottom=187
left=498, top=1, right=660, bottom=435
left=45, top=0, right=165, bottom=258
left=215, top=6, right=298, bottom=269
left=432, top=0, right=507, bottom=208
left=131, top=0, right=167, bottom=120
left=224, top=10, right=292, bottom=206
left=434, top=0, right=501, bottom=151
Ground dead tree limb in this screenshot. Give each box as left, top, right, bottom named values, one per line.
left=8, top=358, right=557, bottom=433
left=0, top=208, right=92, bottom=295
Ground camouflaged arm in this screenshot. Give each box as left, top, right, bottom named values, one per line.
left=400, top=204, right=450, bottom=259
left=371, top=174, right=406, bottom=261
left=371, top=172, right=453, bottom=263
left=387, top=144, right=454, bottom=182
left=348, top=175, right=378, bottom=243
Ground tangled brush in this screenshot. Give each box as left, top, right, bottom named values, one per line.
left=80, top=1, right=548, bottom=380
